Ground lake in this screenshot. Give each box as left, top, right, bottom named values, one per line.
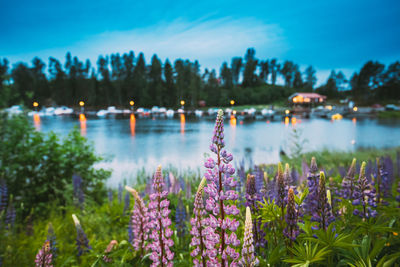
left=31, top=114, right=400, bottom=185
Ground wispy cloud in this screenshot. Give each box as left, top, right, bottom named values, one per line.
left=7, top=17, right=286, bottom=70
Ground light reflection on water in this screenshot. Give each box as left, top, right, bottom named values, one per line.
left=32, top=116, right=400, bottom=185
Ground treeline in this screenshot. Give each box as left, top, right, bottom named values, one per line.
left=0, top=48, right=399, bottom=108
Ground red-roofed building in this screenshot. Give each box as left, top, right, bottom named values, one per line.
left=288, top=92, right=326, bottom=105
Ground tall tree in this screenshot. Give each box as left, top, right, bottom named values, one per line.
left=280, top=61, right=297, bottom=87
left=304, top=65, right=317, bottom=90
left=149, top=54, right=164, bottom=106
left=259, top=60, right=270, bottom=83
left=0, top=58, right=11, bottom=107
left=242, top=48, right=258, bottom=87
left=293, top=70, right=303, bottom=88
left=163, top=59, right=175, bottom=107
left=231, top=57, right=242, bottom=85
left=132, top=53, right=148, bottom=106
left=97, top=55, right=112, bottom=106
left=220, top=62, right=233, bottom=89
left=31, top=57, right=49, bottom=103
left=269, top=58, right=280, bottom=85
left=11, top=63, right=34, bottom=105
left=48, top=57, right=67, bottom=104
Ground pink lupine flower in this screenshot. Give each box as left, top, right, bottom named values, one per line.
left=148, top=165, right=174, bottom=267
left=35, top=240, right=53, bottom=267
left=203, top=109, right=240, bottom=266
left=190, top=177, right=207, bottom=267
left=240, top=207, right=259, bottom=267
left=125, top=185, right=150, bottom=256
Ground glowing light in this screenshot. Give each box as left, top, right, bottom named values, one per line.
left=353, top=106, right=358, bottom=112
left=352, top=117, right=357, bottom=124
left=319, top=98, right=323, bottom=102
left=304, top=97, right=310, bottom=103
left=266, top=120, right=270, bottom=124
left=130, top=114, right=136, bottom=136
left=285, top=109, right=290, bottom=115
left=180, top=113, right=185, bottom=134
left=292, top=95, right=303, bottom=103
left=79, top=114, right=86, bottom=136
left=291, top=117, right=297, bottom=125
left=232, top=110, right=237, bottom=115
left=239, top=121, right=243, bottom=125
left=79, top=101, right=85, bottom=107
left=284, top=116, right=290, bottom=125
left=230, top=100, right=235, bottom=106
left=33, top=114, right=41, bottom=131
left=326, top=105, right=333, bottom=110
left=180, top=100, right=185, bottom=106
left=33, top=101, right=39, bottom=107
left=230, top=115, right=237, bottom=127
left=331, top=113, right=343, bottom=120
left=130, top=100, right=135, bottom=106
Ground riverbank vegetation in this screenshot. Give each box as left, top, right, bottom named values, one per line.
left=1, top=113, right=400, bottom=266
left=1, top=49, right=399, bottom=109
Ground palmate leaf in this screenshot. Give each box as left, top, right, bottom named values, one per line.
left=284, top=241, right=331, bottom=267
left=305, top=224, right=356, bottom=251
left=294, top=186, right=309, bottom=206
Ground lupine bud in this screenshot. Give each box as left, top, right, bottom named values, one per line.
left=240, top=207, right=259, bottom=267
left=35, top=240, right=53, bottom=267
left=276, top=163, right=286, bottom=210
left=103, top=240, right=118, bottom=263
left=341, top=158, right=357, bottom=200
left=304, top=157, right=320, bottom=215
left=175, top=197, right=187, bottom=238
left=72, top=214, right=91, bottom=256
left=190, top=178, right=208, bottom=267
left=125, top=185, right=150, bottom=256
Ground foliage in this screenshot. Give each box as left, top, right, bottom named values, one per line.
left=0, top=114, right=110, bottom=219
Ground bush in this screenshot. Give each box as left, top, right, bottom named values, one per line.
left=0, top=114, right=110, bottom=220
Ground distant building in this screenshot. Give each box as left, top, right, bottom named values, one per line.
left=288, top=92, right=326, bottom=105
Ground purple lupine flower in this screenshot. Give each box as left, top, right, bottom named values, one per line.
left=275, top=163, right=286, bottom=211
left=284, top=188, right=299, bottom=243
left=72, top=174, right=85, bottom=209
left=395, top=181, right=400, bottom=207
left=203, top=109, right=240, bottom=266
left=379, top=156, right=394, bottom=199
left=311, top=172, right=335, bottom=230
left=253, top=165, right=264, bottom=195
left=190, top=178, right=208, bottom=267
left=301, top=158, right=310, bottom=182
left=396, top=151, right=400, bottom=178
left=352, top=162, right=377, bottom=219
left=236, top=159, right=246, bottom=199
left=291, top=168, right=300, bottom=186
left=35, top=240, right=53, bottom=267
left=304, top=157, right=320, bottom=215
left=147, top=165, right=174, bottom=267
left=125, top=185, right=150, bottom=256
left=108, top=189, right=113, bottom=203
left=118, top=184, right=123, bottom=203
left=175, top=197, right=187, bottom=238
left=338, top=166, right=346, bottom=179
left=245, top=174, right=263, bottom=251
left=47, top=223, right=57, bottom=260
left=103, top=240, right=118, bottom=263
left=123, top=191, right=130, bottom=215
left=5, top=197, right=16, bottom=229
left=0, top=179, right=7, bottom=213
left=72, top=214, right=91, bottom=256
left=341, top=158, right=357, bottom=200
left=240, top=207, right=259, bottom=267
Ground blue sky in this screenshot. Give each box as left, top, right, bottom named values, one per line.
left=1, top=0, right=400, bottom=85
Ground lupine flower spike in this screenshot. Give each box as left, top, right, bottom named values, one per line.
left=276, top=163, right=286, bottom=220
left=352, top=162, right=377, bottom=219
left=240, top=207, right=259, bottom=267
left=304, top=157, right=320, bottom=215
left=311, top=172, right=335, bottom=230
left=148, top=165, right=174, bottom=267
left=341, top=158, right=357, bottom=200
left=203, top=109, right=240, bottom=266
left=190, top=177, right=207, bottom=267
left=72, top=214, right=91, bottom=256
left=125, top=185, right=150, bottom=256
left=284, top=188, right=299, bottom=243
left=35, top=240, right=53, bottom=267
